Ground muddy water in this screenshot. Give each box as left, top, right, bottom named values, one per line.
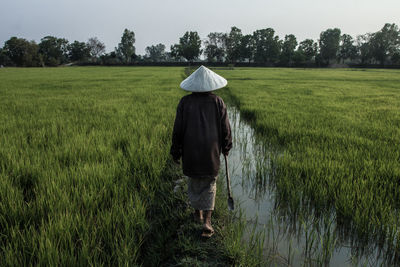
left=224, top=106, right=387, bottom=266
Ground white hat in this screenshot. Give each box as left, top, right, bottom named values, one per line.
left=180, top=65, right=228, bottom=92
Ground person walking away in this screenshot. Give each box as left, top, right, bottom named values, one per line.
left=170, top=65, right=232, bottom=238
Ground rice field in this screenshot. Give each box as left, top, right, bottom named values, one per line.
left=216, top=67, right=400, bottom=264
left=1, top=66, right=400, bottom=265
left=0, top=67, right=183, bottom=265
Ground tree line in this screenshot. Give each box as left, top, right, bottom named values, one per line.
left=1, top=23, right=399, bottom=67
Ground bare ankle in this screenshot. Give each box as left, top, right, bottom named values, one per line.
left=195, top=210, right=203, bottom=217
left=204, top=210, right=212, bottom=226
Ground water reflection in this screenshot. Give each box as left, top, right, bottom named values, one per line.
left=225, top=106, right=397, bottom=266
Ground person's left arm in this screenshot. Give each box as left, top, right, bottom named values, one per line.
left=170, top=99, right=184, bottom=163
left=220, top=99, right=232, bottom=155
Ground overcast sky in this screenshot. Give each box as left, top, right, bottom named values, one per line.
left=1, top=0, right=399, bottom=55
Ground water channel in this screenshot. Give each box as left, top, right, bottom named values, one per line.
left=225, top=106, right=393, bottom=266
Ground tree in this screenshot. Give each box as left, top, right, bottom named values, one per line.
left=293, top=50, right=306, bottom=65
left=356, top=34, right=373, bottom=64
left=163, top=52, right=175, bottom=62
left=338, top=34, right=358, bottom=63
left=3, top=37, right=40, bottom=67
left=239, top=34, right=253, bottom=62
left=226, top=26, right=243, bottom=63
left=100, top=51, right=120, bottom=65
left=280, top=34, right=298, bottom=65
left=252, top=28, right=281, bottom=63
left=204, top=32, right=227, bottom=62
left=392, top=52, right=400, bottom=64
left=39, top=36, right=69, bottom=66
left=115, top=29, right=136, bottom=63
left=319, top=28, right=341, bottom=64
left=145, top=43, right=166, bottom=62
left=298, top=39, right=318, bottom=62
left=170, top=44, right=182, bottom=61
left=0, top=48, right=12, bottom=66
left=87, top=37, right=106, bottom=59
left=369, top=23, right=400, bottom=64
left=68, top=41, right=90, bottom=62
left=173, top=31, right=202, bottom=63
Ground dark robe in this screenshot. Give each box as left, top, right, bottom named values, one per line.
left=170, top=92, right=232, bottom=178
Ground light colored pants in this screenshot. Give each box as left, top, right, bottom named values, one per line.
left=187, top=176, right=217, bottom=211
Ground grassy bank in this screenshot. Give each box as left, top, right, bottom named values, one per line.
left=216, top=67, right=400, bottom=260
left=0, top=67, right=264, bottom=266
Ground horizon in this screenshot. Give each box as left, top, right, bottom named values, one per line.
left=1, top=0, right=399, bottom=55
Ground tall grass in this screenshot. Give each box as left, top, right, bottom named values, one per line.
left=0, top=66, right=268, bottom=266
left=0, top=67, right=185, bottom=265
left=217, top=67, right=400, bottom=262
left=6, top=66, right=397, bottom=264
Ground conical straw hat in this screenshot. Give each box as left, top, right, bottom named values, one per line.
left=180, top=65, right=228, bottom=92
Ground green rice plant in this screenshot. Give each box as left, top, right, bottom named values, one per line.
left=0, top=66, right=268, bottom=266
left=217, top=67, right=400, bottom=264
left=218, top=207, right=267, bottom=266
left=317, top=216, right=337, bottom=265
left=0, top=66, right=188, bottom=265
